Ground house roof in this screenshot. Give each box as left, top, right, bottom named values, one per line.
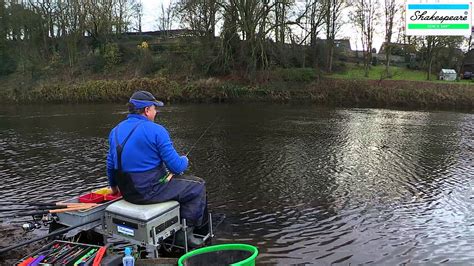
left=124, top=29, right=198, bottom=37
left=316, top=38, right=352, bottom=50
left=378, top=42, right=417, bottom=54
left=440, top=69, right=456, bottom=74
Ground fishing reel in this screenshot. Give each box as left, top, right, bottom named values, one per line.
left=39, top=213, right=58, bottom=226
left=21, top=221, right=42, bottom=232
left=22, top=213, right=57, bottom=231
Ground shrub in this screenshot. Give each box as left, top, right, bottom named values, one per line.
left=0, top=53, right=17, bottom=76
left=135, top=41, right=163, bottom=76
left=372, top=56, right=378, bottom=66
left=275, top=68, right=317, bottom=82
left=103, top=43, right=122, bottom=69
left=332, top=62, right=347, bottom=73
left=83, top=54, right=105, bottom=72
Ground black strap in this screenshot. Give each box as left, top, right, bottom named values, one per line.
left=114, top=121, right=145, bottom=171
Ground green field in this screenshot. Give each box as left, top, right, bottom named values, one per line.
left=330, top=63, right=472, bottom=84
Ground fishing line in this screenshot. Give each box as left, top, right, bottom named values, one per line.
left=185, top=116, right=220, bottom=157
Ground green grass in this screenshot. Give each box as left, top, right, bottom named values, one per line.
left=329, top=63, right=472, bottom=84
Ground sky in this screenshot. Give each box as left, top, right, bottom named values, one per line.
left=139, top=0, right=471, bottom=52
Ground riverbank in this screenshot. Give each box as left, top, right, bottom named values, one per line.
left=0, top=77, right=473, bottom=110
left=0, top=224, right=48, bottom=265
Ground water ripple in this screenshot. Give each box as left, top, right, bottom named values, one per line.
left=0, top=104, right=472, bottom=264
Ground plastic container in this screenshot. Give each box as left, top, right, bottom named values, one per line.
left=93, top=187, right=122, bottom=201
left=104, top=193, right=122, bottom=201
left=122, top=247, right=135, bottom=266
left=178, top=244, right=258, bottom=266
left=56, top=192, right=119, bottom=231
left=78, top=192, right=104, bottom=203
left=93, top=187, right=113, bottom=195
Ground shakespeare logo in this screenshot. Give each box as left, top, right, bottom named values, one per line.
left=406, top=3, right=472, bottom=36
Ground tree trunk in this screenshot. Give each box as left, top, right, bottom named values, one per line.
left=469, top=35, right=473, bottom=50
left=365, top=51, right=370, bottom=77
left=210, top=1, right=216, bottom=37
left=138, top=13, right=142, bottom=33
left=325, top=0, right=331, bottom=72
left=427, top=56, right=432, bottom=80
left=385, top=47, right=391, bottom=77
left=0, top=0, right=6, bottom=42
left=426, top=37, right=433, bottom=80
left=328, top=44, right=334, bottom=72
left=280, top=0, right=286, bottom=43
left=275, top=1, right=279, bottom=42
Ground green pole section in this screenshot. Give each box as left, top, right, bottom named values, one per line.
left=408, top=24, right=470, bottom=29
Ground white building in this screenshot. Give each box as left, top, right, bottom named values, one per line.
left=439, top=69, right=457, bottom=81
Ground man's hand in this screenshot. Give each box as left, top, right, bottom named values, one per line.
left=162, top=156, right=188, bottom=183
left=166, top=172, right=174, bottom=182
left=182, top=155, right=189, bottom=164
left=110, top=186, right=120, bottom=195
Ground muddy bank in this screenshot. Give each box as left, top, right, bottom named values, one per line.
left=0, top=224, right=48, bottom=265
left=0, top=77, right=472, bottom=110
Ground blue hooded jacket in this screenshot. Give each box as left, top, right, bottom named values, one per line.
left=106, top=114, right=188, bottom=190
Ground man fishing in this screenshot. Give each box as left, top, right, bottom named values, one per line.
left=106, top=90, right=205, bottom=247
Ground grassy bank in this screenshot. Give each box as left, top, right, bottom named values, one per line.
left=331, top=63, right=430, bottom=81
left=0, top=76, right=472, bottom=110
left=330, top=63, right=474, bottom=84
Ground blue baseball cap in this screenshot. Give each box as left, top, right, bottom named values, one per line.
left=129, top=90, right=164, bottom=109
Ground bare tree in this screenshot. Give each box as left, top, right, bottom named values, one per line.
left=383, top=0, right=398, bottom=77
left=323, top=0, right=345, bottom=73
left=115, top=0, right=126, bottom=34
left=175, top=0, right=219, bottom=39
left=0, top=0, right=10, bottom=75
left=396, top=8, right=419, bottom=48
left=28, top=0, right=57, bottom=55
left=351, top=0, right=380, bottom=77
left=157, top=0, right=174, bottom=34
left=64, top=0, right=87, bottom=68
left=216, top=1, right=266, bottom=74
left=274, top=0, right=291, bottom=43
left=219, top=0, right=239, bottom=73
left=1, top=0, right=153, bottom=76
left=0, top=0, right=6, bottom=42
left=130, top=0, right=143, bottom=33
left=84, top=0, right=115, bottom=46
left=307, top=0, right=326, bottom=47
left=224, top=0, right=305, bottom=74
left=295, top=0, right=326, bottom=67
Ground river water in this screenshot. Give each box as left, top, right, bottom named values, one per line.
left=0, top=104, right=472, bottom=264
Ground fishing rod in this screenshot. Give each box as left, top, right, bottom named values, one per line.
left=0, top=218, right=100, bottom=254
left=1, top=204, right=97, bottom=219
left=159, top=116, right=220, bottom=183
left=0, top=203, right=98, bottom=218
left=0, top=202, right=96, bottom=207
left=0, top=205, right=84, bottom=212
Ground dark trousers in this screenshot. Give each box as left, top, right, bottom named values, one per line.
left=144, top=175, right=207, bottom=227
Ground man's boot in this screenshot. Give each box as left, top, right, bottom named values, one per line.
left=186, top=227, right=204, bottom=247
left=175, top=227, right=204, bottom=248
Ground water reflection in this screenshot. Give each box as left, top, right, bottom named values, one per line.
left=0, top=104, right=472, bottom=264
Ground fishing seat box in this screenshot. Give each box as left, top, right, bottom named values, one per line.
left=104, top=200, right=181, bottom=246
